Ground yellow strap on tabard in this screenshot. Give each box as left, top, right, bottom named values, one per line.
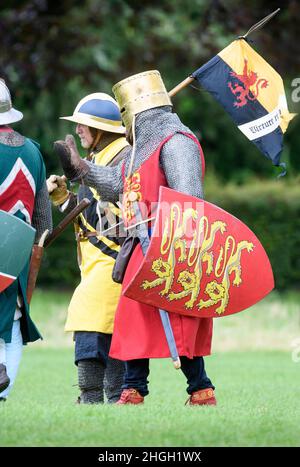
left=78, top=137, right=128, bottom=238
left=94, top=137, right=129, bottom=167
left=91, top=137, right=129, bottom=201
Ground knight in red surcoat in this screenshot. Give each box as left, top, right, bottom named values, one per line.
left=54, top=70, right=216, bottom=406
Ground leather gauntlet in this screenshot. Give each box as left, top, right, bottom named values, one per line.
left=53, top=134, right=89, bottom=182
left=47, top=175, right=70, bottom=206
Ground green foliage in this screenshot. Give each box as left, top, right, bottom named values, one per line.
left=205, top=176, right=300, bottom=290
left=38, top=208, right=80, bottom=288
left=1, top=0, right=299, bottom=179
left=0, top=1, right=299, bottom=287
left=37, top=178, right=300, bottom=291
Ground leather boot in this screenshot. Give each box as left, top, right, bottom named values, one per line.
left=116, top=388, right=144, bottom=405
left=185, top=388, right=217, bottom=406
left=0, top=364, right=10, bottom=393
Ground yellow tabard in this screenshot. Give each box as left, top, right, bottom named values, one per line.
left=65, top=137, right=128, bottom=334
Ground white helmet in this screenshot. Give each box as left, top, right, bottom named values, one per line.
left=60, top=92, right=125, bottom=134
left=0, top=79, right=23, bottom=125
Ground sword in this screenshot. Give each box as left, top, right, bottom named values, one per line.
left=131, top=199, right=181, bottom=369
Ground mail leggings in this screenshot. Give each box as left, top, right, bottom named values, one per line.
left=122, top=357, right=215, bottom=396
left=75, top=331, right=125, bottom=403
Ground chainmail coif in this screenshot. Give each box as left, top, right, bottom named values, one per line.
left=84, top=106, right=204, bottom=201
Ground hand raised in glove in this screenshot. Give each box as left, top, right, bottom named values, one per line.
left=46, top=174, right=70, bottom=206
left=53, top=134, right=89, bottom=182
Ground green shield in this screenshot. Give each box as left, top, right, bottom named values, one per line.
left=0, top=210, right=36, bottom=292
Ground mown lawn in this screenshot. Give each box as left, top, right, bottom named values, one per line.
left=1, top=289, right=300, bottom=447
left=1, top=348, right=299, bottom=447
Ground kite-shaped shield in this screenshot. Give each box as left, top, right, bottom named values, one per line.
left=0, top=210, right=36, bottom=293
left=123, top=187, right=274, bottom=318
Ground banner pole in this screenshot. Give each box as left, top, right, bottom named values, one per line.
left=168, top=76, right=194, bottom=97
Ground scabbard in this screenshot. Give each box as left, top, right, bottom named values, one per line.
left=26, top=198, right=91, bottom=304
left=26, top=245, right=44, bottom=304
left=133, top=203, right=181, bottom=369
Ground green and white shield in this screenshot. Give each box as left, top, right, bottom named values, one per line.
left=0, top=210, right=36, bottom=292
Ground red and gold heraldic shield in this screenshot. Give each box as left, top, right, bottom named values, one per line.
left=123, top=187, right=274, bottom=318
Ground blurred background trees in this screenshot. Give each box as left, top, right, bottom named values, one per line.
left=1, top=0, right=299, bottom=289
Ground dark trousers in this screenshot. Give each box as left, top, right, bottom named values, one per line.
left=74, top=331, right=112, bottom=366
left=122, top=357, right=215, bottom=396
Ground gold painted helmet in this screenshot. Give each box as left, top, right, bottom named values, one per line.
left=112, top=70, right=172, bottom=131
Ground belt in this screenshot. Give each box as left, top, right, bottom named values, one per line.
left=76, top=231, right=99, bottom=242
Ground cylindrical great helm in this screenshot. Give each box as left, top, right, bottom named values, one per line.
left=0, top=79, right=23, bottom=125
left=112, top=70, right=172, bottom=131
left=60, top=92, right=125, bottom=134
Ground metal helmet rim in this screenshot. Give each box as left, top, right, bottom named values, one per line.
left=60, top=92, right=126, bottom=134
left=0, top=80, right=23, bottom=125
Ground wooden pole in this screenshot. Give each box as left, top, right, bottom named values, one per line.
left=44, top=198, right=90, bottom=248
left=168, top=76, right=195, bottom=98
left=168, top=10, right=281, bottom=98
left=26, top=199, right=91, bottom=302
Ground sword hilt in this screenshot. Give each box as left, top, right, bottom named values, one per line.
left=173, top=357, right=181, bottom=369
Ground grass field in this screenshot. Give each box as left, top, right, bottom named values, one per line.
left=1, top=289, right=300, bottom=447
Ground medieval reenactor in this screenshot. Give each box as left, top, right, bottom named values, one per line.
left=0, top=79, right=52, bottom=401
left=47, top=93, right=130, bottom=404
left=53, top=71, right=217, bottom=406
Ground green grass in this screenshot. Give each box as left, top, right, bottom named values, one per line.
left=29, top=288, right=300, bottom=351
left=1, top=348, right=300, bottom=447
left=1, top=289, right=300, bottom=447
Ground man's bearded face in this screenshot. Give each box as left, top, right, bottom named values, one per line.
left=76, top=123, right=93, bottom=149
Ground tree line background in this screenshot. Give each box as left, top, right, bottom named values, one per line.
left=1, top=0, right=299, bottom=289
